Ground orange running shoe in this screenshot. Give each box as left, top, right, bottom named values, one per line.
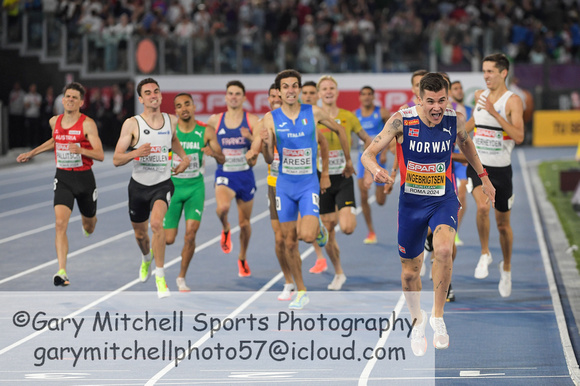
left=364, top=232, right=377, bottom=244
left=309, top=258, right=328, bottom=274
left=221, top=230, right=232, bottom=254
left=238, top=259, right=251, bottom=277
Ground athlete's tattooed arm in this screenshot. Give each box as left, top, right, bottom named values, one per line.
left=361, top=113, right=403, bottom=185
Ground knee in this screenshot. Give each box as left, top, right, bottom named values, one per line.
left=340, top=219, right=356, bottom=235
left=434, top=245, right=453, bottom=262
left=149, top=218, right=164, bottom=235
left=497, top=221, right=511, bottom=235
left=216, top=203, right=229, bottom=217
left=239, top=218, right=251, bottom=232
left=376, top=195, right=386, bottom=206
left=183, top=232, right=196, bottom=247
left=165, top=234, right=176, bottom=245
left=285, top=237, right=298, bottom=253
left=274, top=233, right=285, bottom=251
left=55, top=217, right=68, bottom=232
left=401, top=269, right=419, bottom=284
left=84, top=218, right=96, bottom=234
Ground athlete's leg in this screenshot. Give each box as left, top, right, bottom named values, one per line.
left=54, top=204, right=72, bottom=271
left=338, top=205, right=356, bottom=235
left=280, top=220, right=305, bottom=291
left=179, top=219, right=201, bottom=278
left=322, top=212, right=343, bottom=275
left=81, top=215, right=97, bottom=235
left=431, top=224, right=455, bottom=318
left=457, top=178, right=467, bottom=229
left=272, top=219, right=293, bottom=283
left=495, top=210, right=513, bottom=271
left=215, top=184, right=235, bottom=233
left=358, top=177, right=374, bottom=234
left=401, top=253, right=424, bottom=324
left=236, top=197, right=254, bottom=261
left=131, top=220, right=150, bottom=255
left=472, top=185, right=491, bottom=255
left=150, top=200, right=169, bottom=269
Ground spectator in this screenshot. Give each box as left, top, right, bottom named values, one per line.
left=8, top=81, right=26, bottom=148
left=23, top=83, right=42, bottom=147
left=41, top=85, right=55, bottom=141
left=298, top=35, right=324, bottom=73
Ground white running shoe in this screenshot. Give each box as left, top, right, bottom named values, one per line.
left=176, top=277, right=191, bottom=292
left=498, top=261, right=512, bottom=297
left=429, top=315, right=449, bottom=349
left=474, top=253, right=492, bottom=279
left=327, top=274, right=347, bottom=290
left=277, top=283, right=295, bottom=301
left=410, top=310, right=428, bottom=356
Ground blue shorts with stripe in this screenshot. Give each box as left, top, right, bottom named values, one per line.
left=397, top=194, right=460, bottom=259
left=275, top=175, right=320, bottom=223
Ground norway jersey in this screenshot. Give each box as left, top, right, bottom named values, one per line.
left=473, top=89, right=515, bottom=167
left=216, top=112, right=252, bottom=173
left=273, top=104, right=318, bottom=184
left=397, top=106, right=456, bottom=203
left=355, top=106, right=383, bottom=152
left=53, top=114, right=93, bottom=171
left=132, top=113, right=173, bottom=186
left=172, top=120, right=206, bottom=182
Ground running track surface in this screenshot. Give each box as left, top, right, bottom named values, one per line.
left=0, top=146, right=578, bottom=385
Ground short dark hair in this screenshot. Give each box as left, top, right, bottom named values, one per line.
left=137, top=78, right=159, bottom=97
left=439, top=72, right=451, bottom=89
left=63, top=82, right=86, bottom=99
left=411, top=69, right=428, bottom=84
left=302, top=80, right=317, bottom=89
left=226, top=80, right=246, bottom=95
left=419, top=73, right=448, bottom=97
left=275, top=69, right=302, bottom=90
left=450, top=80, right=462, bottom=87
left=174, top=93, right=193, bottom=103
left=268, top=83, right=277, bottom=93
left=360, top=85, right=375, bottom=94
left=483, top=53, right=510, bottom=73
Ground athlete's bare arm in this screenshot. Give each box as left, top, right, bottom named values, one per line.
left=245, top=119, right=263, bottom=167
left=16, top=116, right=57, bottom=162
left=361, top=112, right=404, bottom=185
left=170, top=114, right=190, bottom=175
left=260, top=112, right=275, bottom=164
left=203, top=124, right=225, bottom=164
left=493, top=94, right=525, bottom=144
left=68, top=116, right=104, bottom=161
left=317, top=130, right=330, bottom=193
left=113, top=117, right=149, bottom=167
left=465, top=90, right=482, bottom=133
left=456, top=113, right=496, bottom=205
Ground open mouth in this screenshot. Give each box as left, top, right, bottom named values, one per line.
left=431, top=112, right=442, bottom=120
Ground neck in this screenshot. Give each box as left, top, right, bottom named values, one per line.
left=322, top=103, right=338, bottom=117
left=178, top=118, right=196, bottom=132
left=62, top=110, right=81, bottom=120
left=360, top=105, right=374, bottom=114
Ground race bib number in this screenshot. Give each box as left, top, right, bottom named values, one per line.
left=223, top=148, right=249, bottom=172
left=404, top=160, right=446, bottom=196
left=55, top=142, right=82, bottom=169
left=270, top=152, right=280, bottom=178
left=473, top=128, right=503, bottom=156
left=216, top=176, right=229, bottom=186
left=323, top=149, right=346, bottom=175
left=135, top=145, right=169, bottom=172
left=172, top=153, right=201, bottom=179
left=281, top=147, right=313, bottom=175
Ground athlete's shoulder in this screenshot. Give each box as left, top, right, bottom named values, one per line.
left=195, top=120, right=207, bottom=127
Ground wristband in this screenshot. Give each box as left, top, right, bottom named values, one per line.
left=478, top=168, right=488, bottom=178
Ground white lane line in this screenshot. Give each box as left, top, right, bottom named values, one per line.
left=0, top=202, right=128, bottom=246
left=0, top=230, right=134, bottom=286
left=145, top=196, right=374, bottom=385
left=518, top=150, right=580, bottom=384
left=0, top=209, right=271, bottom=356
left=358, top=294, right=406, bottom=386
left=145, top=235, right=315, bottom=386
left=0, top=175, right=216, bottom=218
left=0, top=173, right=259, bottom=245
